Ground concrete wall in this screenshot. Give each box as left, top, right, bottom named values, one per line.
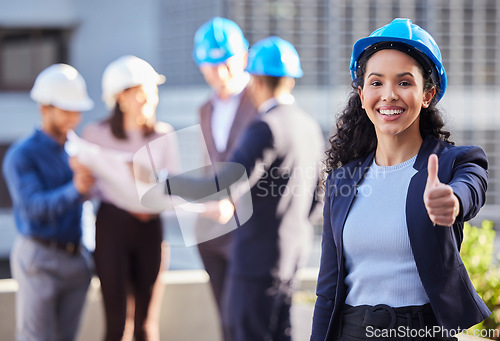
left=0, top=268, right=489, bottom=341
left=0, top=269, right=319, bottom=341
left=78, top=270, right=223, bottom=341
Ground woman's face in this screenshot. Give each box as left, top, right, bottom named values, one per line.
left=117, top=83, right=159, bottom=125
left=358, top=49, right=435, bottom=142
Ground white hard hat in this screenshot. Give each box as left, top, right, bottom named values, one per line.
left=102, top=55, right=166, bottom=109
left=30, top=64, right=94, bottom=111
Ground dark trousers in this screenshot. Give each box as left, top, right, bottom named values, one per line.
left=94, top=202, right=163, bottom=341
left=197, top=231, right=233, bottom=313
left=222, top=275, right=294, bottom=341
left=338, top=304, right=458, bottom=341
left=197, top=224, right=234, bottom=341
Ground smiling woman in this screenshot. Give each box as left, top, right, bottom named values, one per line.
left=311, top=18, right=490, bottom=341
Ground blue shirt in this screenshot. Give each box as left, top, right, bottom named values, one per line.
left=2, top=129, right=83, bottom=244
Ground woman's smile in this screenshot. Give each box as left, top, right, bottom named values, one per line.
left=377, top=106, right=405, bottom=120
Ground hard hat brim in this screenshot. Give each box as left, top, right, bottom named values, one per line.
left=50, top=98, right=95, bottom=112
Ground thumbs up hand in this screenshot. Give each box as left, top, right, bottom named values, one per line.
left=424, top=154, right=460, bottom=226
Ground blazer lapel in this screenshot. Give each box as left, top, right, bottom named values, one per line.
left=225, top=87, right=256, bottom=152
left=412, top=135, right=444, bottom=172
left=331, top=151, right=375, bottom=258
left=200, top=100, right=221, bottom=160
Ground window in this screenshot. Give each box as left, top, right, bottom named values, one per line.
left=0, top=28, right=70, bottom=91
left=231, top=0, right=331, bottom=86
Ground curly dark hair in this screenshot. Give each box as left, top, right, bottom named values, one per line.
left=325, top=50, right=453, bottom=174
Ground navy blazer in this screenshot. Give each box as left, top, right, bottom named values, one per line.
left=311, top=135, right=491, bottom=341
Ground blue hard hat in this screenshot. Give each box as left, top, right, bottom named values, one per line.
left=245, top=36, right=303, bottom=78
left=350, top=18, right=447, bottom=101
left=193, top=17, right=249, bottom=65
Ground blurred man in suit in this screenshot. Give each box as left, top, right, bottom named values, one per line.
left=192, top=17, right=259, bottom=335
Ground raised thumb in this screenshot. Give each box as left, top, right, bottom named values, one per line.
left=426, top=154, right=440, bottom=189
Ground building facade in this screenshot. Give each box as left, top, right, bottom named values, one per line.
left=1, top=0, right=499, bottom=256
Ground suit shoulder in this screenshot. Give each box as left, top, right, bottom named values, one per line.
left=437, top=142, right=488, bottom=170
left=266, top=104, right=318, bottom=126
left=439, top=142, right=486, bottom=160
left=245, top=117, right=271, bottom=135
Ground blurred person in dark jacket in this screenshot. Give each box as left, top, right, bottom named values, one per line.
left=192, top=17, right=259, bottom=335
left=166, top=36, right=324, bottom=341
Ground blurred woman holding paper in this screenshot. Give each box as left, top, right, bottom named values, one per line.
left=82, top=55, right=179, bottom=341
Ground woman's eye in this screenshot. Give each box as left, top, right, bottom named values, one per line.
left=370, top=80, right=382, bottom=86
left=399, top=81, right=411, bottom=86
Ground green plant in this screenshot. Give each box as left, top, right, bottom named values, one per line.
left=460, top=220, right=500, bottom=338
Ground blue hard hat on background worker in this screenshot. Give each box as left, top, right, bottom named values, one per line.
left=193, top=17, right=249, bottom=65
left=245, top=36, right=303, bottom=78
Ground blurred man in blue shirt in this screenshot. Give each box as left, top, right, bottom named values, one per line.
left=3, top=64, right=95, bottom=341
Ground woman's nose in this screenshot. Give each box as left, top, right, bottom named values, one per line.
left=382, top=85, right=398, bottom=101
